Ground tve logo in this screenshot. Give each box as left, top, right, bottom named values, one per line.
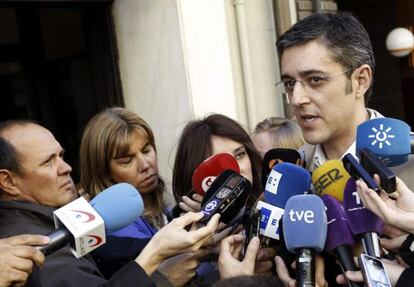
left=288, top=209, right=314, bottom=223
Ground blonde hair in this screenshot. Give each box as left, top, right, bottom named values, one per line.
left=253, top=117, right=304, bottom=150
left=79, top=107, right=165, bottom=227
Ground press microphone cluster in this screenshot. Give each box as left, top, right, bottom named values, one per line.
left=38, top=183, right=143, bottom=257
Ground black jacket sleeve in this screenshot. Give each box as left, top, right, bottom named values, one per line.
left=395, top=268, right=414, bottom=287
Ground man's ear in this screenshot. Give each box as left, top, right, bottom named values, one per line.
left=0, top=169, right=21, bottom=196
left=354, top=64, right=372, bottom=99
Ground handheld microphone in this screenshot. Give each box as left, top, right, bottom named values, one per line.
left=192, top=153, right=240, bottom=195
left=171, top=153, right=240, bottom=217
left=283, top=194, right=327, bottom=287
left=38, top=183, right=143, bottom=257
left=321, top=195, right=362, bottom=287
left=261, top=148, right=303, bottom=188
left=257, top=163, right=311, bottom=240
left=311, top=159, right=351, bottom=202
left=358, top=148, right=396, bottom=193
left=343, top=179, right=384, bottom=258
left=342, top=153, right=380, bottom=193
left=356, top=117, right=411, bottom=166
left=199, top=169, right=251, bottom=224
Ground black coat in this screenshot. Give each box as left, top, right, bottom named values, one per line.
left=0, top=200, right=155, bottom=287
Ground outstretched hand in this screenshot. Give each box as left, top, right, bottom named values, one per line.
left=136, top=212, right=220, bottom=275
left=218, top=234, right=259, bottom=279
left=356, top=176, right=414, bottom=233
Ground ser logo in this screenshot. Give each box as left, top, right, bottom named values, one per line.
left=368, top=124, right=395, bottom=149
left=313, top=168, right=343, bottom=194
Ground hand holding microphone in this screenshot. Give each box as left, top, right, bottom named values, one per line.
left=356, top=176, right=414, bottom=234
left=136, top=212, right=220, bottom=276
left=218, top=234, right=260, bottom=279
left=0, top=234, right=49, bottom=287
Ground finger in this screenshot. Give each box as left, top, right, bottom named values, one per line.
left=4, top=269, right=29, bottom=286
left=182, top=196, right=201, bottom=211
left=178, top=202, right=196, bottom=213
left=232, top=241, right=243, bottom=258
left=380, top=235, right=407, bottom=250
left=194, top=248, right=210, bottom=259
left=6, top=255, right=34, bottom=273
left=383, top=224, right=406, bottom=239
left=336, top=274, right=347, bottom=285
left=344, top=270, right=364, bottom=282
left=173, top=212, right=204, bottom=228
left=212, top=226, right=233, bottom=245
left=219, top=235, right=241, bottom=261
left=356, top=180, right=388, bottom=220
left=192, top=193, right=204, bottom=203
left=12, top=246, right=45, bottom=268
left=315, top=255, right=327, bottom=287
left=275, top=256, right=296, bottom=286
left=242, top=237, right=260, bottom=264
left=2, top=234, right=49, bottom=247
left=395, top=177, right=412, bottom=198
left=189, top=214, right=220, bottom=245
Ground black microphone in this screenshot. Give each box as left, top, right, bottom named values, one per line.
left=200, top=170, right=251, bottom=224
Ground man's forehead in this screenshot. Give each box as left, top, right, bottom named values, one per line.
left=4, top=124, right=61, bottom=158
left=280, top=40, right=338, bottom=75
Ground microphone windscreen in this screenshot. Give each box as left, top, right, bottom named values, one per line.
left=312, top=160, right=351, bottom=202
left=356, top=118, right=411, bottom=166
left=321, top=195, right=355, bottom=252
left=283, top=194, right=327, bottom=253
left=261, top=148, right=303, bottom=187
left=342, top=179, right=384, bottom=235
left=265, top=162, right=311, bottom=208
left=192, top=153, right=240, bottom=195
left=90, top=183, right=144, bottom=233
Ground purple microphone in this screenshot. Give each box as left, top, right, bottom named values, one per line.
left=321, top=195, right=362, bottom=287
left=343, top=178, right=384, bottom=257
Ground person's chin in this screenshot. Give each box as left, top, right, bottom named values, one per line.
left=302, top=130, right=325, bottom=145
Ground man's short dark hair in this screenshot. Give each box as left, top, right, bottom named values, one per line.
left=276, top=12, right=375, bottom=102
left=0, top=119, right=37, bottom=175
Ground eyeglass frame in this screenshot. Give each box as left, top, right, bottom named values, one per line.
left=275, top=68, right=355, bottom=103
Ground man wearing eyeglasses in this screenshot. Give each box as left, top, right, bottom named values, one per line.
left=273, top=12, right=382, bottom=287
left=275, top=12, right=381, bottom=172
left=273, top=11, right=414, bottom=287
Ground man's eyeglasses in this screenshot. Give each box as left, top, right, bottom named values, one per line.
left=275, top=69, right=354, bottom=100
